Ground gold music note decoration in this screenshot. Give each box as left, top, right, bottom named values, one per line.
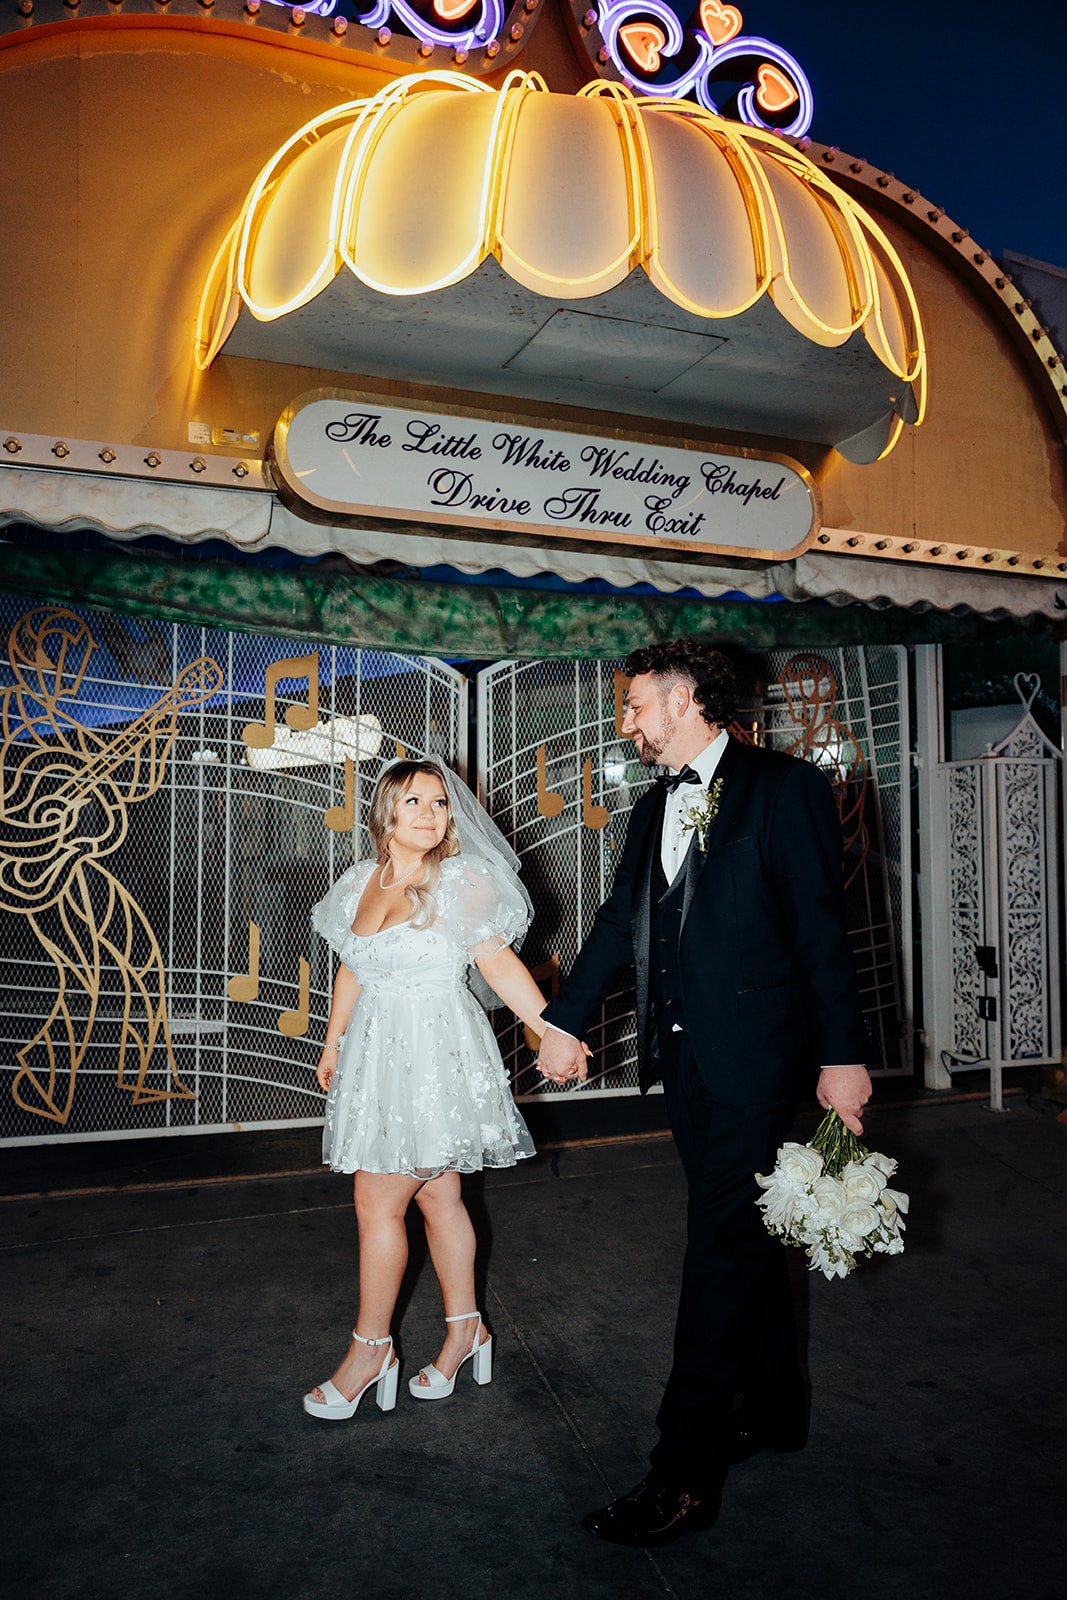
left=535, top=744, right=565, bottom=818
left=227, top=922, right=260, bottom=1003
left=582, top=758, right=609, bottom=830
left=0, top=607, right=222, bottom=1123
left=278, top=957, right=311, bottom=1037
left=325, top=756, right=355, bottom=833
left=395, top=741, right=407, bottom=759
left=524, top=953, right=561, bottom=1052
left=614, top=669, right=631, bottom=737
left=241, top=654, right=319, bottom=749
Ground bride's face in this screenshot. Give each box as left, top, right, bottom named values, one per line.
left=391, top=773, right=450, bottom=857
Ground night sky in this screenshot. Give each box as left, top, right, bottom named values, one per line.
left=738, top=0, right=1066, bottom=270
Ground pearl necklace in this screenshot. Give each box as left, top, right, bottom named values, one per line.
left=379, top=858, right=422, bottom=891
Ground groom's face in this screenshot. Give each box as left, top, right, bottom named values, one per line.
left=622, top=673, right=678, bottom=768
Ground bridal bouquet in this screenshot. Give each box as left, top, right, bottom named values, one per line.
left=755, top=1109, right=908, bottom=1280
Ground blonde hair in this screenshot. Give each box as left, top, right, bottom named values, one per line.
left=368, top=761, right=460, bottom=926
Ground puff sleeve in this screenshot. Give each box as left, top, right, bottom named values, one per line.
left=310, top=861, right=374, bottom=956
left=440, top=857, right=531, bottom=959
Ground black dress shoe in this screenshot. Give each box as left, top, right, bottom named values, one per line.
left=581, top=1476, right=723, bottom=1547
left=727, top=1408, right=808, bottom=1465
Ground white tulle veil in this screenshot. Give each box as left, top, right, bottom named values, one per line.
left=370, top=756, right=533, bottom=1008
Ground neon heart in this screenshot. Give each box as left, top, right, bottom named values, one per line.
left=619, top=22, right=667, bottom=74
left=433, top=0, right=478, bottom=18
left=756, top=62, right=798, bottom=113
left=699, top=1, right=743, bottom=46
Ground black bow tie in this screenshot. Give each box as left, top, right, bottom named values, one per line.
left=659, top=765, right=703, bottom=793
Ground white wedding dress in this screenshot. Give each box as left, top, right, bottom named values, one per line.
left=311, top=856, right=535, bottom=1179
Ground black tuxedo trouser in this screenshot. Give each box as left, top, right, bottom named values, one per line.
left=648, top=1030, right=803, bottom=1487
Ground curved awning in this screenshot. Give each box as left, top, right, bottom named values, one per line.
left=198, top=71, right=925, bottom=462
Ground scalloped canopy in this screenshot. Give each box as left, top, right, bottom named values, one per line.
left=198, top=72, right=926, bottom=461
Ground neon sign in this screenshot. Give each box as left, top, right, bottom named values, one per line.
left=581, top=2, right=814, bottom=136
left=260, top=0, right=502, bottom=50
left=353, top=0, right=504, bottom=51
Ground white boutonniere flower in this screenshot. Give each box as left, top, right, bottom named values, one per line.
left=679, top=777, right=724, bottom=851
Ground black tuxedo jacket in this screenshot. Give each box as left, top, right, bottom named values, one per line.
left=543, top=736, right=871, bottom=1106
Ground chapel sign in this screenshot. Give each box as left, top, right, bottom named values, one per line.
left=271, top=393, right=820, bottom=562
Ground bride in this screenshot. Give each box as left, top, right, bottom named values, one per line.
left=303, top=758, right=575, bottom=1420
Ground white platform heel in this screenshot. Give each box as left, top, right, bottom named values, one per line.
left=303, top=1331, right=398, bottom=1420
left=408, top=1311, right=492, bottom=1401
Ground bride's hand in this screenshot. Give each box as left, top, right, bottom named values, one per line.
left=316, top=1050, right=338, bottom=1092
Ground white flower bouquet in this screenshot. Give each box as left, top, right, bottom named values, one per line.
left=755, top=1109, right=909, bottom=1280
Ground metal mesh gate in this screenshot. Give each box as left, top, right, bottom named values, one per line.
left=478, top=645, right=912, bottom=1101
left=0, top=598, right=466, bottom=1145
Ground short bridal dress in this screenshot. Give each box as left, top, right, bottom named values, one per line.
left=311, top=856, right=536, bottom=1178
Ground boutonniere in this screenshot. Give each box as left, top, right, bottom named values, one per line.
left=679, top=777, right=724, bottom=852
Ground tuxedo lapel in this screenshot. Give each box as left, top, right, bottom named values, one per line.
left=630, top=782, right=667, bottom=984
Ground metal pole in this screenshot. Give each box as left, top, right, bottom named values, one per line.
left=914, top=644, right=953, bottom=1089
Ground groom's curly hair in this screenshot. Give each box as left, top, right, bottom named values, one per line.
left=624, top=639, right=738, bottom=729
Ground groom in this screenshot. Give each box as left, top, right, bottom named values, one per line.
left=538, top=639, right=872, bottom=1547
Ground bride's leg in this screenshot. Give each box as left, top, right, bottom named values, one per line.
left=412, top=1172, right=489, bottom=1383
left=309, top=1170, right=422, bottom=1404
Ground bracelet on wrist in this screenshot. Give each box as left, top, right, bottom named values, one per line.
left=322, top=1042, right=340, bottom=1053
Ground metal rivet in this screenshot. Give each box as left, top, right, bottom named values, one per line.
left=144, top=453, right=161, bottom=469
left=99, top=448, right=116, bottom=464
left=52, top=442, right=70, bottom=458
left=817, top=533, right=831, bottom=544
left=4, top=437, right=22, bottom=454
left=233, top=463, right=249, bottom=479
left=190, top=458, right=207, bottom=474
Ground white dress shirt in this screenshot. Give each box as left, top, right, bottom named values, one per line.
left=659, top=728, right=730, bottom=883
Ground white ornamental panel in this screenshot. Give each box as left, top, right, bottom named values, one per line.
left=933, top=675, right=1062, bottom=1109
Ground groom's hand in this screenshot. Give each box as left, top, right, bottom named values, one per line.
left=537, top=1025, right=589, bottom=1086
left=816, top=1063, right=872, bottom=1136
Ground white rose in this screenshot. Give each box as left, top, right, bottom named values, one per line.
left=839, top=1200, right=880, bottom=1241
left=775, top=1143, right=823, bottom=1188
left=841, top=1161, right=886, bottom=1201
left=809, top=1175, right=847, bottom=1224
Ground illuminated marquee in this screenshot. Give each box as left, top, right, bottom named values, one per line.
left=260, top=0, right=507, bottom=53
left=574, top=2, right=813, bottom=135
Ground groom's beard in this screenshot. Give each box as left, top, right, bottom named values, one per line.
left=634, top=713, right=677, bottom=767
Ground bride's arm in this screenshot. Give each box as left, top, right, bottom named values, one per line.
left=472, top=944, right=549, bottom=1038
left=316, top=964, right=362, bottom=1091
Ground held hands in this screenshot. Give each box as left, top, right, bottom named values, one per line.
left=536, top=1026, right=590, bottom=1087
left=816, top=1063, right=873, bottom=1136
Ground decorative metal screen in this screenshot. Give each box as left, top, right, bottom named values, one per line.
left=477, top=658, right=654, bottom=1100
left=933, top=676, right=1061, bottom=1106
left=478, top=645, right=912, bottom=1101
left=759, top=646, right=913, bottom=1077
left=0, top=597, right=466, bottom=1146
